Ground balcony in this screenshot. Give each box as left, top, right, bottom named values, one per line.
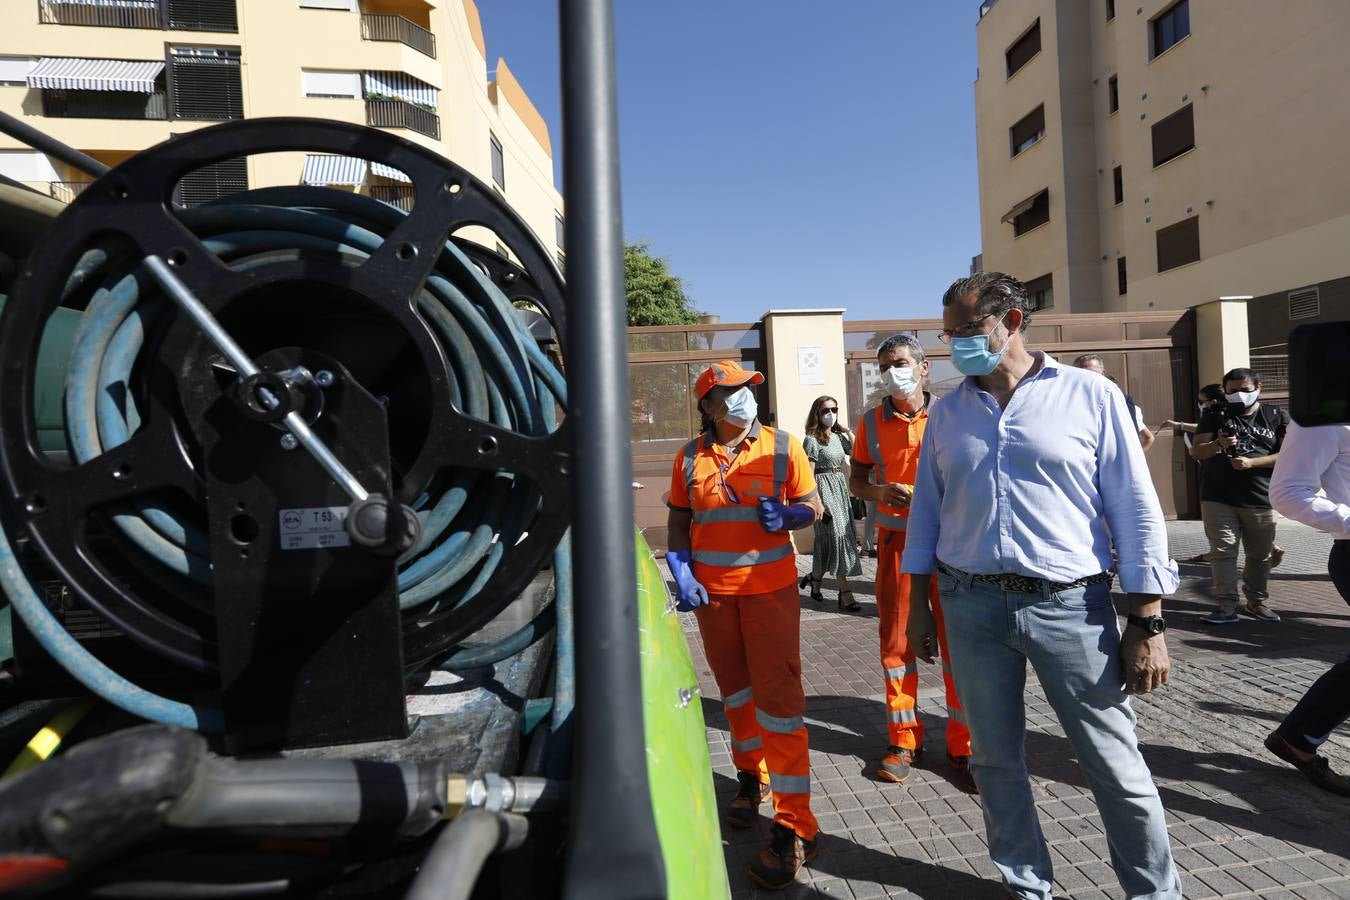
left=365, top=98, right=439, bottom=139
left=38, top=0, right=162, bottom=29
left=361, top=13, right=436, bottom=59
left=369, top=184, right=414, bottom=212
left=41, top=89, right=168, bottom=120
left=50, top=181, right=93, bottom=203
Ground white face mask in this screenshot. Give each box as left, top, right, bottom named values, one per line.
left=720, top=387, right=758, bottom=430
left=820, top=411, right=837, bottom=429
left=881, top=365, right=920, bottom=400
left=1225, top=389, right=1259, bottom=408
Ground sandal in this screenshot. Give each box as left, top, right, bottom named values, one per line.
left=800, top=574, right=824, bottom=603
left=837, top=590, right=861, bottom=612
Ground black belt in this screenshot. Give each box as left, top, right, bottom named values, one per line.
left=814, top=466, right=843, bottom=473
left=937, top=561, right=1115, bottom=595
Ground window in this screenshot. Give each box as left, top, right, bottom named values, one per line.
left=1009, top=105, right=1045, bottom=157
left=1112, top=166, right=1123, bottom=205
left=0, top=150, right=60, bottom=182
left=1156, top=215, right=1200, bottom=272
left=1025, top=274, right=1053, bottom=310
left=168, top=47, right=243, bottom=120
left=1288, top=287, right=1320, bottom=320
left=555, top=214, right=565, bottom=252
left=174, top=157, right=246, bottom=206
left=166, top=0, right=239, bottom=33
left=1008, top=189, right=1050, bottom=236
left=1106, top=0, right=1115, bottom=21
left=0, top=57, right=36, bottom=85
left=1150, top=0, right=1190, bottom=59
left=1108, top=75, right=1119, bottom=114
left=1005, top=20, right=1041, bottom=78
left=490, top=133, right=505, bottom=189
left=1151, top=104, right=1194, bottom=166
left=1117, top=257, right=1128, bottom=295
left=302, top=70, right=360, bottom=99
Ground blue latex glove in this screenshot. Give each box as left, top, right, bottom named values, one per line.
left=666, top=548, right=709, bottom=612
left=757, top=496, right=815, bottom=533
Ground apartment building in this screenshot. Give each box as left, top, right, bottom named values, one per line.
left=973, top=0, right=1350, bottom=348
left=0, top=0, right=564, bottom=266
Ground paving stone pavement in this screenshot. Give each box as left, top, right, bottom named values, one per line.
left=676, top=520, right=1350, bottom=899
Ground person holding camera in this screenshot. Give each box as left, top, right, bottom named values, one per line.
left=1191, top=368, right=1290, bottom=624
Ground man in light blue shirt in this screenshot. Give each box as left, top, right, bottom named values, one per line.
left=902, top=273, right=1180, bottom=900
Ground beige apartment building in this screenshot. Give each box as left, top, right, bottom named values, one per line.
left=0, top=0, right=564, bottom=266
left=974, top=0, right=1350, bottom=347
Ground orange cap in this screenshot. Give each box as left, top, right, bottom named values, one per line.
left=695, top=359, right=765, bottom=400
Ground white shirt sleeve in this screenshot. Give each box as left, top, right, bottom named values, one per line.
left=1269, top=422, right=1350, bottom=539
left=1133, top=404, right=1146, bottom=433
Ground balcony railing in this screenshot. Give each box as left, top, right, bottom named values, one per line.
left=38, top=0, right=163, bottom=29
left=368, top=184, right=414, bottom=212
left=41, top=89, right=168, bottom=120
left=365, top=98, right=439, bottom=139
left=50, top=181, right=93, bottom=203
left=361, top=13, right=436, bottom=59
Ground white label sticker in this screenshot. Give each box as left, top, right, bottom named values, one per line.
left=279, top=506, right=351, bottom=550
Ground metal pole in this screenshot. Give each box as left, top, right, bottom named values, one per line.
left=0, top=110, right=109, bottom=179
left=557, top=1, right=666, bottom=897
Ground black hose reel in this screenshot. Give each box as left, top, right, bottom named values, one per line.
left=0, top=118, right=571, bottom=750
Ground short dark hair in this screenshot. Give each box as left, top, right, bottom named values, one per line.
left=941, top=272, right=1033, bottom=332
left=1222, top=367, right=1262, bottom=388
left=876, top=333, right=925, bottom=364
left=1199, top=383, right=1224, bottom=402
left=1073, top=353, right=1105, bottom=368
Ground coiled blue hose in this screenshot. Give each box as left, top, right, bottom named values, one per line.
left=0, top=187, right=573, bottom=732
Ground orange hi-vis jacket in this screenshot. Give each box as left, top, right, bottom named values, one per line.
left=668, top=422, right=817, bottom=594
left=852, top=393, right=932, bottom=533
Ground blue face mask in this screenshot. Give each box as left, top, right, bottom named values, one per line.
left=949, top=316, right=1009, bottom=376
left=721, top=387, right=758, bottom=429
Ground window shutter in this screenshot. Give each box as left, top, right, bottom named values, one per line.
left=170, top=48, right=243, bottom=120
left=1156, top=216, right=1200, bottom=272
left=175, top=157, right=247, bottom=206
left=166, top=0, right=238, bottom=32
left=1006, top=20, right=1041, bottom=77
left=1288, top=287, right=1321, bottom=320
left=1151, top=104, right=1194, bottom=167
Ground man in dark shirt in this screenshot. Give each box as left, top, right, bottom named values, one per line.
left=1191, top=368, right=1290, bottom=623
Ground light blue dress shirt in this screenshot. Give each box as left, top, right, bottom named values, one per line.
left=901, top=353, right=1179, bottom=595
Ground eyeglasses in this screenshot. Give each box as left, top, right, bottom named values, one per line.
left=938, top=309, right=1009, bottom=344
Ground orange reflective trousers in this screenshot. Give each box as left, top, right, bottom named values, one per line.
left=876, top=527, right=972, bottom=756
left=694, top=582, right=818, bottom=841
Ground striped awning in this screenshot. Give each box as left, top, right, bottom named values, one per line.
left=301, top=155, right=369, bottom=186
left=27, top=57, right=165, bottom=93
left=363, top=70, right=438, bottom=107
left=370, top=162, right=410, bottom=183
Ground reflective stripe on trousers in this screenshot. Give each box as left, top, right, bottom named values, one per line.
left=693, top=582, right=819, bottom=840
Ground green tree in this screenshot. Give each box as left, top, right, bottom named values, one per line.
left=624, top=242, right=699, bottom=326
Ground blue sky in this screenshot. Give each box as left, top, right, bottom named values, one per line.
left=477, top=2, right=981, bottom=322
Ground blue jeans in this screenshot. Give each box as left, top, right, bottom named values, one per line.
left=935, top=568, right=1181, bottom=900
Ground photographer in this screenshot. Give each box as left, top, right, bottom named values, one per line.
left=1191, top=368, right=1290, bottom=624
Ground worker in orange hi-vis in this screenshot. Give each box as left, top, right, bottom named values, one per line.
left=849, top=334, right=976, bottom=793
left=666, top=359, right=824, bottom=891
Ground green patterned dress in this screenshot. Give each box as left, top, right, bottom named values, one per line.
left=802, top=430, right=862, bottom=579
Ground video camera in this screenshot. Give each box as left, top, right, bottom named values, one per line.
left=1289, top=322, right=1350, bottom=427
left=1216, top=410, right=1255, bottom=458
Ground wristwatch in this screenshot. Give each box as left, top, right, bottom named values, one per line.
left=1127, top=614, right=1168, bottom=635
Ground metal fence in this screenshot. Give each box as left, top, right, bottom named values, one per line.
left=39, top=0, right=162, bottom=29
left=41, top=89, right=167, bottom=120
left=361, top=13, right=436, bottom=59
left=49, top=181, right=93, bottom=203
left=365, top=99, right=440, bottom=140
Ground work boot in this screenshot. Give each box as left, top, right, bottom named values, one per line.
left=877, top=745, right=923, bottom=783
left=725, top=770, right=770, bottom=828
left=747, top=822, right=819, bottom=890
left=947, top=753, right=979, bottom=794
left=1265, top=731, right=1350, bottom=797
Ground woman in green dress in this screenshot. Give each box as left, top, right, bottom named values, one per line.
left=800, top=395, right=863, bottom=611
